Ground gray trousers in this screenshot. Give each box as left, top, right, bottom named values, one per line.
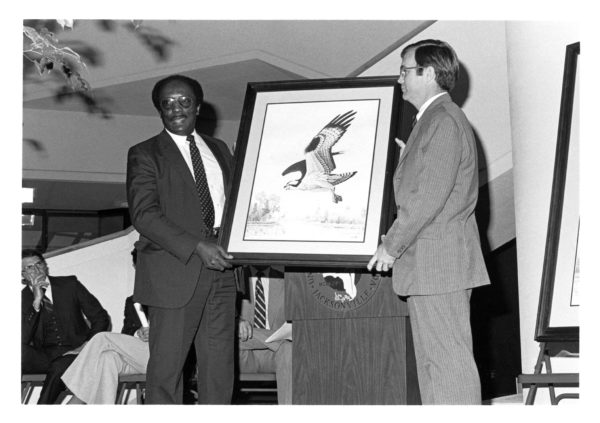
left=407, top=289, right=481, bottom=405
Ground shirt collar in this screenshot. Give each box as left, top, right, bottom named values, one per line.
left=165, top=128, right=199, bottom=143
left=416, top=92, right=447, bottom=121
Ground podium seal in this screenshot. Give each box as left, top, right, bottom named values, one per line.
left=306, top=273, right=380, bottom=312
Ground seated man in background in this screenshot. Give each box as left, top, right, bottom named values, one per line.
left=21, top=249, right=110, bottom=404
left=62, top=250, right=196, bottom=404
left=62, top=293, right=149, bottom=404
left=62, top=249, right=149, bottom=404
left=237, top=265, right=292, bottom=405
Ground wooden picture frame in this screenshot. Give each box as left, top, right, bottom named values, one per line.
left=534, top=42, right=580, bottom=342
left=219, top=77, right=401, bottom=267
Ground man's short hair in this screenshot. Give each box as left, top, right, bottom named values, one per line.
left=151, top=74, right=204, bottom=111
left=22, top=249, right=46, bottom=265
left=401, top=39, right=459, bottom=92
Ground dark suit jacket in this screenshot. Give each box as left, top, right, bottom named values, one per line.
left=21, top=275, right=110, bottom=349
left=382, top=93, right=490, bottom=295
left=126, top=130, right=233, bottom=308
left=120, top=295, right=147, bottom=336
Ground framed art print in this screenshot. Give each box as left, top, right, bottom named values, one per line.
left=534, top=42, right=580, bottom=342
left=219, top=77, right=401, bottom=267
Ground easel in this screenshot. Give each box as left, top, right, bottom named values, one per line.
left=518, top=341, right=579, bottom=405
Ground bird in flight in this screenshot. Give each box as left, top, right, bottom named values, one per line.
left=282, top=110, right=357, bottom=203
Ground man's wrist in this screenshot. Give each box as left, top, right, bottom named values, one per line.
left=32, top=300, right=42, bottom=312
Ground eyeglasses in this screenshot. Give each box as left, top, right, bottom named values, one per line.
left=399, top=66, right=424, bottom=78
left=160, top=96, right=194, bottom=110
left=22, top=261, right=45, bottom=271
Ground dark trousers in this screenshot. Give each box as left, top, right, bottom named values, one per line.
left=22, top=344, right=77, bottom=404
left=146, top=267, right=237, bottom=404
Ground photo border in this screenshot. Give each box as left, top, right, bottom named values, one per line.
left=219, top=76, right=401, bottom=267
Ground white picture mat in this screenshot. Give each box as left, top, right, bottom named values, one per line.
left=228, top=85, right=395, bottom=256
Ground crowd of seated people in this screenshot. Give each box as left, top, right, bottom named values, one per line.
left=21, top=248, right=291, bottom=405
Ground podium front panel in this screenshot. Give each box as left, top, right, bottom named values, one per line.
left=284, top=270, right=419, bottom=404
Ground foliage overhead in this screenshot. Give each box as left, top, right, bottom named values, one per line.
left=23, top=24, right=90, bottom=92
left=23, top=19, right=174, bottom=118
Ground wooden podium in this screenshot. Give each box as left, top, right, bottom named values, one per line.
left=285, top=270, right=420, bottom=404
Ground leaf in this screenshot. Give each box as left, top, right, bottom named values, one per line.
left=56, top=19, right=74, bottom=30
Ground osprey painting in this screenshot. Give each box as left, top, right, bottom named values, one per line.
left=282, top=110, right=357, bottom=203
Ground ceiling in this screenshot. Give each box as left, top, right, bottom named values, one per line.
left=23, top=20, right=432, bottom=210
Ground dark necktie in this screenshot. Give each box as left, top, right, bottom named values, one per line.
left=253, top=273, right=267, bottom=329
left=41, top=288, right=53, bottom=312
left=187, top=135, right=215, bottom=229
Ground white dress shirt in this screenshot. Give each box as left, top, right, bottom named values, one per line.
left=166, top=129, right=226, bottom=228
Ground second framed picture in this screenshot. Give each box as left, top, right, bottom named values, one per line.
left=220, top=76, right=401, bottom=267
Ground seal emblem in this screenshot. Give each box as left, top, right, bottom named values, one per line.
left=306, top=272, right=380, bottom=311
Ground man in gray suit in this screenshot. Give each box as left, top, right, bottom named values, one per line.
left=368, top=39, right=490, bottom=404
left=237, top=266, right=292, bottom=404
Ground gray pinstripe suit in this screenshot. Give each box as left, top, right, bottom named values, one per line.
left=383, top=93, right=490, bottom=404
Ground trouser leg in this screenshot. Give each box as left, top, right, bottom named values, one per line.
left=195, top=269, right=236, bottom=404
left=22, top=344, right=51, bottom=373
left=145, top=287, right=206, bottom=405
left=407, top=289, right=481, bottom=405
left=37, top=354, right=77, bottom=404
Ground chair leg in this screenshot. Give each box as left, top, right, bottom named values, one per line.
left=115, top=382, right=126, bottom=404
left=22, top=382, right=33, bottom=404
left=124, top=385, right=131, bottom=404
left=135, top=382, right=143, bottom=404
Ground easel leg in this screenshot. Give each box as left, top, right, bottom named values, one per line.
left=543, top=353, right=557, bottom=404
left=525, top=342, right=546, bottom=405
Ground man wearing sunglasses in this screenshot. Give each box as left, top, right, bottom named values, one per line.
left=126, top=75, right=237, bottom=404
left=368, top=40, right=490, bottom=404
left=21, top=249, right=110, bottom=404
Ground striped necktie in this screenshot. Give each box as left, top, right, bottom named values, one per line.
left=187, top=135, right=215, bottom=229
left=253, top=273, right=267, bottom=329
left=41, top=288, right=53, bottom=312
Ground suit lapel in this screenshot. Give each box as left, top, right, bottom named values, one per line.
left=156, top=130, right=198, bottom=194
left=397, top=93, right=451, bottom=167
left=397, top=120, right=421, bottom=167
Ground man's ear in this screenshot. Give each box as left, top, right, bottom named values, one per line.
left=425, top=66, right=436, bottom=83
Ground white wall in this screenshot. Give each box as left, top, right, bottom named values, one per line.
left=23, top=109, right=239, bottom=184
left=23, top=109, right=160, bottom=183
left=45, top=228, right=138, bottom=333
left=506, top=21, right=580, bottom=403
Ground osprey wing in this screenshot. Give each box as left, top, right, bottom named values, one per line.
left=304, top=110, right=356, bottom=174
